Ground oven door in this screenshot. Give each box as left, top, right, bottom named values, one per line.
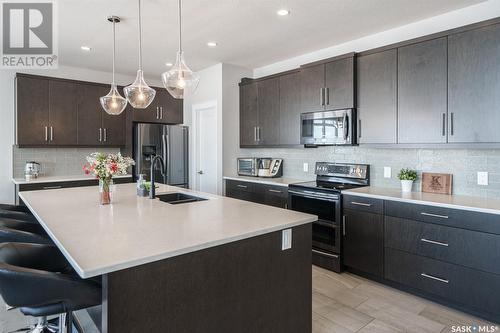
left=288, top=190, right=341, bottom=253
left=300, top=109, right=354, bottom=146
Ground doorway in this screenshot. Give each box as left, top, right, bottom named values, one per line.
left=192, top=101, right=218, bottom=194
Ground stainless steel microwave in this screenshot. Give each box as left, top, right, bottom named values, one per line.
left=237, top=158, right=259, bottom=176
left=300, top=109, right=356, bottom=146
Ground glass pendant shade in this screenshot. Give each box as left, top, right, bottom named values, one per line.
left=124, top=70, right=156, bottom=108
left=100, top=84, right=127, bottom=115
left=161, top=51, right=200, bottom=99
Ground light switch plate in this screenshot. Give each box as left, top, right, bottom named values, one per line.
left=282, top=229, right=292, bottom=250
left=303, top=163, right=309, bottom=172
left=384, top=167, right=392, bottom=178
left=478, top=172, right=489, bottom=186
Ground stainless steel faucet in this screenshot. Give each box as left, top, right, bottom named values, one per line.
left=149, top=155, right=165, bottom=199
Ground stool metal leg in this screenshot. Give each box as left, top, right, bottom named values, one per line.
left=57, top=312, right=73, bottom=333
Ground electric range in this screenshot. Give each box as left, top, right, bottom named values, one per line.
left=288, top=162, right=370, bottom=272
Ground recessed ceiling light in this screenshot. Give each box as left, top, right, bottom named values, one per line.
left=207, top=41, right=217, bottom=47
left=277, top=9, right=290, bottom=16
left=165, top=62, right=173, bottom=67
left=80, top=46, right=92, bottom=51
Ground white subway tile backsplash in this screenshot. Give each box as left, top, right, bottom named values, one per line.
left=237, top=147, right=500, bottom=198
left=12, top=146, right=120, bottom=178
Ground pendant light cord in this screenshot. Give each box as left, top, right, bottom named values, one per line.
left=112, top=19, right=116, bottom=85
left=138, top=0, right=143, bottom=70
left=178, top=0, right=182, bottom=53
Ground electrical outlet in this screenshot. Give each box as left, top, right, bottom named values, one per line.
left=384, top=167, right=392, bottom=178
left=303, top=163, right=309, bottom=172
left=282, top=229, right=292, bottom=250
left=478, top=172, right=489, bottom=186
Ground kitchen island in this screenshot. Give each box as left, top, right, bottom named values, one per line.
left=19, top=183, right=316, bottom=333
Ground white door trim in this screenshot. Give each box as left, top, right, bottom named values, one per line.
left=191, top=100, right=219, bottom=193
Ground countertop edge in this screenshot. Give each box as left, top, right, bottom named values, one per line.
left=80, top=216, right=316, bottom=278
left=12, top=174, right=133, bottom=185
left=342, top=189, right=500, bottom=216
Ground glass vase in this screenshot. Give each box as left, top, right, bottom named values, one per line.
left=99, top=178, right=113, bottom=205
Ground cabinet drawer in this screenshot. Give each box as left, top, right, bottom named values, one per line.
left=343, top=195, right=383, bottom=214
left=385, top=200, right=500, bottom=235
left=258, top=184, right=288, bottom=209
left=385, top=248, right=500, bottom=318
left=225, top=180, right=255, bottom=193
left=385, top=216, right=500, bottom=275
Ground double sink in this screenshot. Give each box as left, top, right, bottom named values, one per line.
left=156, top=192, right=208, bottom=205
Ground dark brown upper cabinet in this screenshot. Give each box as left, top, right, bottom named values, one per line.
left=257, top=77, right=280, bottom=145
left=279, top=72, right=302, bottom=145
left=300, top=54, right=355, bottom=113
left=448, top=23, right=500, bottom=143
left=240, top=81, right=259, bottom=146
left=397, top=37, right=448, bottom=144
left=17, top=74, right=126, bottom=147
left=356, top=49, right=397, bottom=144
left=132, top=88, right=183, bottom=124
left=16, top=75, right=49, bottom=146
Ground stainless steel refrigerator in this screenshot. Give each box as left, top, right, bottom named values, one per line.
left=133, top=123, right=189, bottom=188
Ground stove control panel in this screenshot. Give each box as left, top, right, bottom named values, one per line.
left=315, top=162, right=369, bottom=180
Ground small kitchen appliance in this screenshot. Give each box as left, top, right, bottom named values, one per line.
left=257, top=158, right=283, bottom=178
left=24, top=161, right=41, bottom=180
left=300, top=109, right=356, bottom=146
left=237, top=158, right=259, bottom=177
left=288, top=162, right=369, bottom=272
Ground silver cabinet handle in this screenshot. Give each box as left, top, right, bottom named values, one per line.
left=450, top=112, right=454, bottom=136
left=442, top=113, right=446, bottom=136
left=312, top=249, right=339, bottom=258
left=236, top=184, right=248, bottom=189
left=257, top=127, right=261, bottom=142
left=268, top=189, right=282, bottom=193
left=254, top=127, right=257, bottom=142
left=421, top=238, right=449, bottom=247
left=103, top=128, right=107, bottom=142
left=156, top=107, right=159, bottom=119
left=45, top=126, right=48, bottom=142
left=358, top=119, right=361, bottom=138
left=421, top=273, right=449, bottom=284
left=42, top=186, right=63, bottom=190
left=342, top=215, right=346, bottom=236
left=421, top=212, right=449, bottom=219
left=99, top=128, right=102, bottom=142
left=351, top=201, right=372, bottom=207
left=325, top=87, right=330, bottom=105
left=160, top=106, right=163, bottom=119
left=320, top=88, right=325, bottom=106
left=50, top=126, right=53, bottom=141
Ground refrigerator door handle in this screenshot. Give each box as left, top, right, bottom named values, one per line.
left=162, top=131, right=169, bottom=184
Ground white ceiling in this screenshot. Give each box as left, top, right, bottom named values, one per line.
left=59, top=0, right=486, bottom=78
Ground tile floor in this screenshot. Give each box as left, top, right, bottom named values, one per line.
left=1, top=265, right=497, bottom=333
left=312, top=265, right=498, bottom=333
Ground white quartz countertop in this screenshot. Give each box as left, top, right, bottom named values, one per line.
left=20, top=183, right=316, bottom=278
left=223, top=175, right=309, bottom=187
left=343, top=186, right=500, bottom=215
left=12, top=174, right=132, bottom=185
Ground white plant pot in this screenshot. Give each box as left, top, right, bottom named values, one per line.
left=401, top=180, right=414, bottom=193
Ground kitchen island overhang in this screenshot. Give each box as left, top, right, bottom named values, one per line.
left=20, top=183, right=316, bottom=333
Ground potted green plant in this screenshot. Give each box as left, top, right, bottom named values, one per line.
left=397, top=168, right=417, bottom=193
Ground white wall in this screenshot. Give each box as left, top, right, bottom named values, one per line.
left=254, top=0, right=500, bottom=77
left=182, top=63, right=223, bottom=194
left=0, top=65, right=160, bottom=204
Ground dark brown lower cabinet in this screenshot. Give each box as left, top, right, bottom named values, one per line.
left=385, top=248, right=500, bottom=320
left=225, top=179, right=288, bottom=208
left=343, top=208, right=384, bottom=277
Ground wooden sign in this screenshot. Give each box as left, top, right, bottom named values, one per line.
left=421, top=172, right=452, bottom=195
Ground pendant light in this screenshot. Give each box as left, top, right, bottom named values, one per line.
left=161, top=0, right=200, bottom=99
left=123, top=0, right=156, bottom=108
left=100, top=16, right=127, bottom=115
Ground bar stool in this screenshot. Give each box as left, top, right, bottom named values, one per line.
left=0, top=242, right=101, bottom=333
left=0, top=204, right=31, bottom=213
